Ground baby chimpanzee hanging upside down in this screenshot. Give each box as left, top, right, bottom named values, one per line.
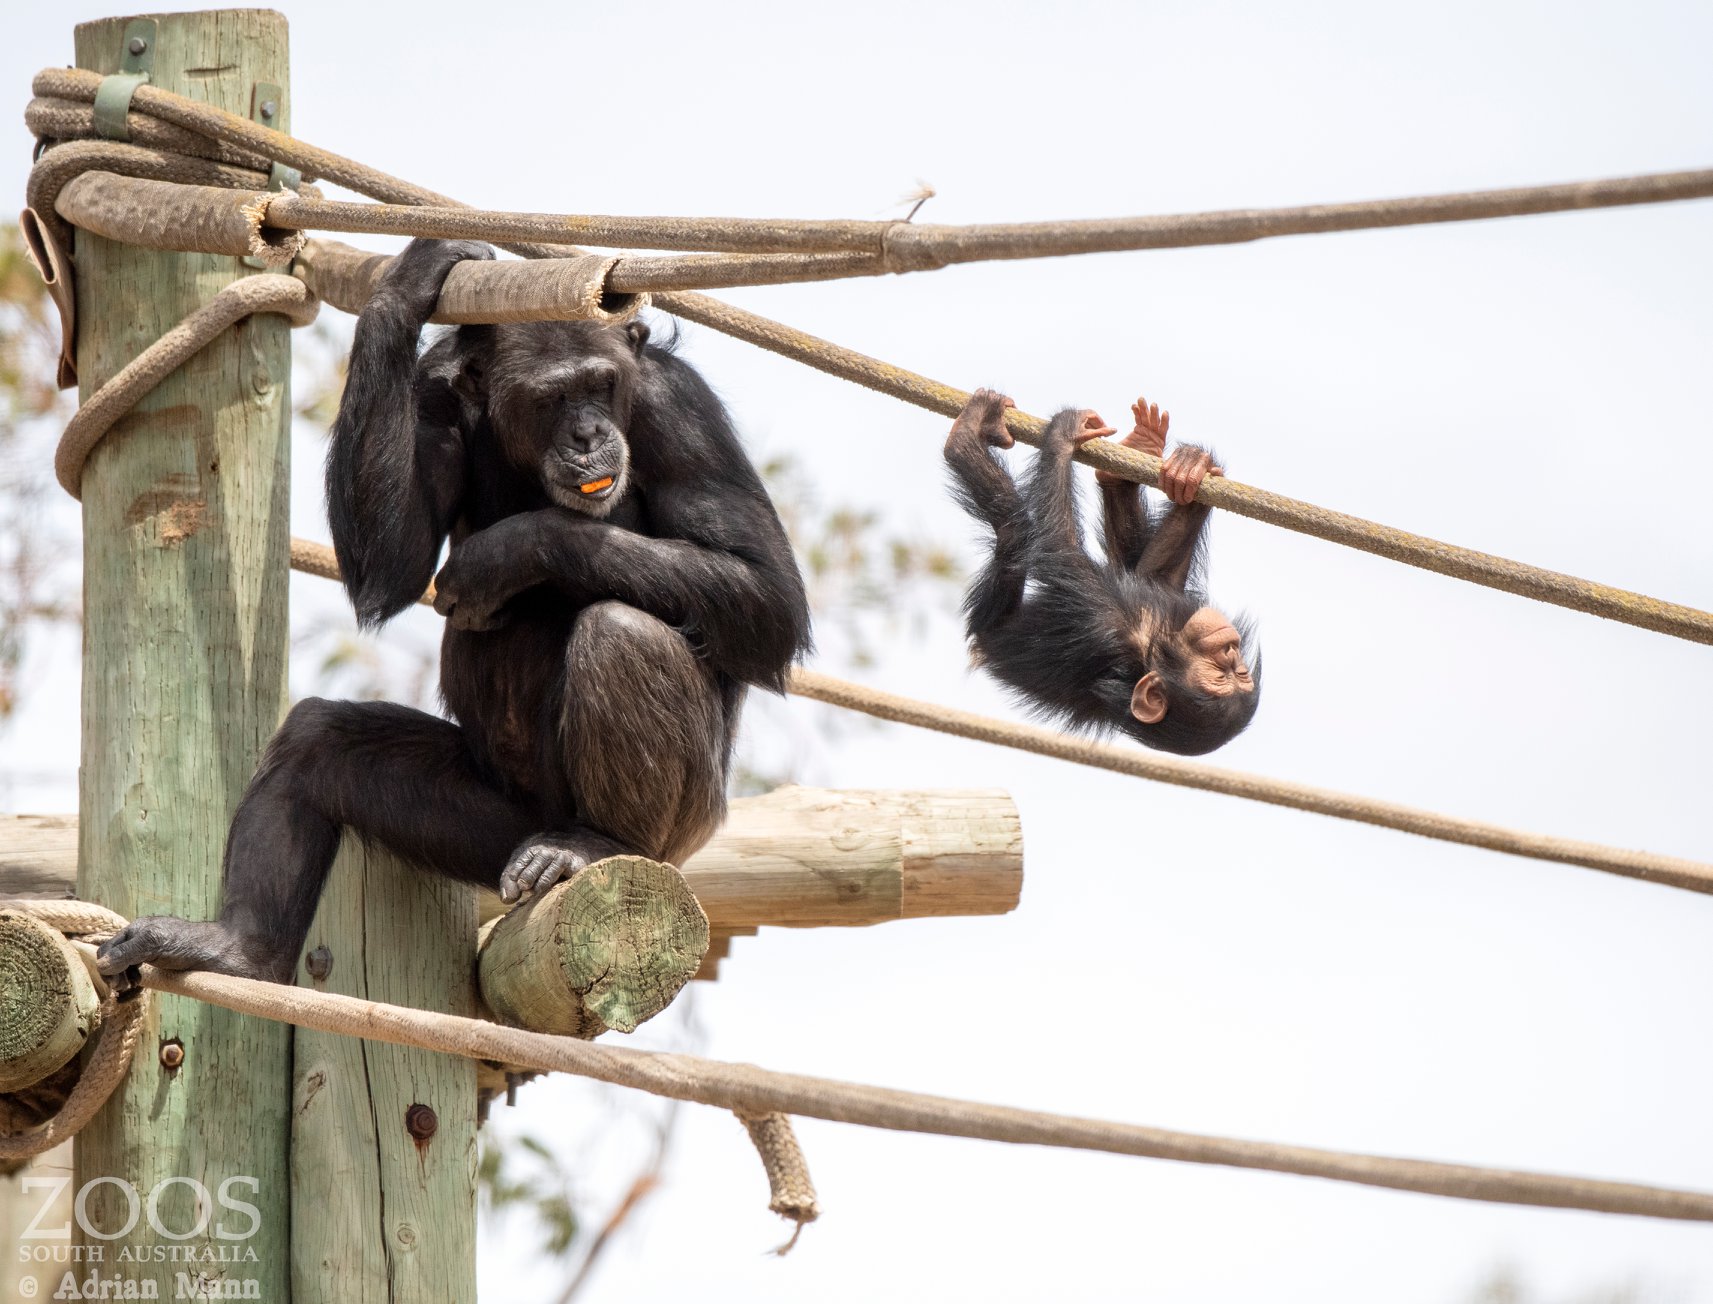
left=944, top=389, right=1259, bottom=756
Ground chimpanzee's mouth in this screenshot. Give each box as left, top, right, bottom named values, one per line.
left=577, top=476, right=616, bottom=498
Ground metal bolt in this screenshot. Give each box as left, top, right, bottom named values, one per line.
left=304, top=946, right=333, bottom=980
left=159, top=1039, right=185, bottom=1070
left=127, top=36, right=148, bottom=56
left=259, top=100, right=278, bottom=120
left=404, top=1103, right=438, bottom=1141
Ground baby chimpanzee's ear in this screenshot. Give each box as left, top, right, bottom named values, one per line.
left=1130, top=672, right=1168, bottom=725
left=625, top=320, right=650, bottom=355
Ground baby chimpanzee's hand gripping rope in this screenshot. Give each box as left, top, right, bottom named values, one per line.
left=944, top=389, right=1258, bottom=756
left=98, top=239, right=810, bottom=987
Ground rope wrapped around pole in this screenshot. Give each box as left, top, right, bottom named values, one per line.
left=27, top=67, right=1713, bottom=643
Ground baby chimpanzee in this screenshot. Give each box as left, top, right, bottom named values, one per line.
left=944, top=389, right=1258, bottom=756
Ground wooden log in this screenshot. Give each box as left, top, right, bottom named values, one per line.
left=0, top=911, right=98, bottom=1093
left=5, top=787, right=1026, bottom=931
left=292, top=838, right=476, bottom=1303
left=71, top=15, right=292, bottom=1296
left=683, top=786, right=1022, bottom=929
left=478, top=855, right=709, bottom=1038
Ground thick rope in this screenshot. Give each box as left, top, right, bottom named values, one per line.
left=54, top=275, right=318, bottom=498
left=0, top=901, right=147, bottom=1164
left=45, top=140, right=1713, bottom=260
left=69, top=952, right=1713, bottom=1223
left=735, top=1111, right=820, bottom=1253
left=28, top=68, right=1713, bottom=644
left=787, top=670, right=1713, bottom=894
left=281, top=537, right=1713, bottom=895
left=12, top=899, right=1708, bottom=1221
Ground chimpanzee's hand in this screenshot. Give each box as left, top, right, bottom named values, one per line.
left=1159, top=444, right=1224, bottom=505
left=1094, top=396, right=1170, bottom=484
left=433, top=522, right=536, bottom=631
left=372, top=239, right=495, bottom=323
left=1041, top=407, right=1116, bottom=455
left=945, top=388, right=1017, bottom=458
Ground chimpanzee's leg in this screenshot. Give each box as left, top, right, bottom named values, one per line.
left=944, top=392, right=1035, bottom=639
left=500, top=601, right=731, bottom=900
left=97, top=700, right=538, bottom=985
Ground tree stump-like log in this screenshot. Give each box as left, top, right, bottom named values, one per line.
left=478, top=856, right=709, bottom=1038
left=0, top=910, right=98, bottom=1095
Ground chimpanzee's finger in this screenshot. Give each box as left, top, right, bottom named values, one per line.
left=1160, top=410, right=1170, bottom=437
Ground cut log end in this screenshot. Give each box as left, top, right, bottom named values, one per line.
left=478, top=855, right=709, bottom=1037
left=0, top=910, right=99, bottom=1094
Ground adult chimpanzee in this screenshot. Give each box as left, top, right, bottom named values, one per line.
left=943, top=388, right=1258, bottom=756
left=98, top=239, right=810, bottom=987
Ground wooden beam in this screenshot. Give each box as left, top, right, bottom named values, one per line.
left=4, top=787, right=1024, bottom=930
left=682, top=786, right=1022, bottom=929
left=71, top=14, right=292, bottom=1296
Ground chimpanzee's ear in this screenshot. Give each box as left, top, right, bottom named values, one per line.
left=1130, top=672, right=1168, bottom=725
left=625, top=320, right=650, bottom=356
left=450, top=353, right=487, bottom=403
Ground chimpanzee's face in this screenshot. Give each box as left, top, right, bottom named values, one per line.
left=485, top=320, right=651, bottom=519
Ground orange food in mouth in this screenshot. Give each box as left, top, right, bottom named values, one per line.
left=578, top=476, right=615, bottom=495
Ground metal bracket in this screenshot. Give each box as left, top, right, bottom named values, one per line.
left=242, top=82, right=301, bottom=270
left=250, top=82, right=301, bottom=193
left=92, top=18, right=156, bottom=141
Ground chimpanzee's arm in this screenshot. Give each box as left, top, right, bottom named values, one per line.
left=1099, top=481, right=1157, bottom=572
left=1134, top=445, right=1223, bottom=592
left=434, top=491, right=808, bottom=688
left=943, top=390, right=1036, bottom=637
left=327, top=239, right=492, bottom=626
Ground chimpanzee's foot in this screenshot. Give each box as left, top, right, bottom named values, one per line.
left=500, top=828, right=628, bottom=904
left=945, top=388, right=1016, bottom=461
left=95, top=917, right=293, bottom=993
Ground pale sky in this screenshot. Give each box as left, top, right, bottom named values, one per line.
left=4, top=3, right=1712, bottom=1302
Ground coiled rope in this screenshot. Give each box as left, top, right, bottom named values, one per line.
left=0, top=901, right=147, bottom=1164
left=25, top=66, right=1713, bottom=644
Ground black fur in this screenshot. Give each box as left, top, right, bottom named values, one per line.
left=945, top=393, right=1259, bottom=757
left=97, top=239, right=810, bottom=987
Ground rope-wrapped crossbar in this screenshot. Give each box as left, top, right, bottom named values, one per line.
left=32, top=954, right=1696, bottom=1223
left=27, top=68, right=1713, bottom=645
left=282, top=536, right=1711, bottom=893
left=54, top=274, right=319, bottom=498
left=0, top=901, right=147, bottom=1164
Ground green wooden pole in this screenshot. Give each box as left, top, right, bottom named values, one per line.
left=292, top=844, right=477, bottom=1302
left=73, top=12, right=293, bottom=1298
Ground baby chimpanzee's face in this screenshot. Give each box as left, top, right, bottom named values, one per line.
left=1179, top=607, right=1255, bottom=697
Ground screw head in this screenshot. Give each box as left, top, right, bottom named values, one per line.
left=304, top=946, right=333, bottom=980
left=127, top=36, right=148, bottom=56
left=159, top=1039, right=185, bottom=1070
left=260, top=100, right=278, bottom=120
left=405, top=1103, right=438, bottom=1141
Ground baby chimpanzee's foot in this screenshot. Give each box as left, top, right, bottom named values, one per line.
left=96, top=917, right=293, bottom=993
left=500, top=829, right=628, bottom=904
left=945, top=388, right=1016, bottom=461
